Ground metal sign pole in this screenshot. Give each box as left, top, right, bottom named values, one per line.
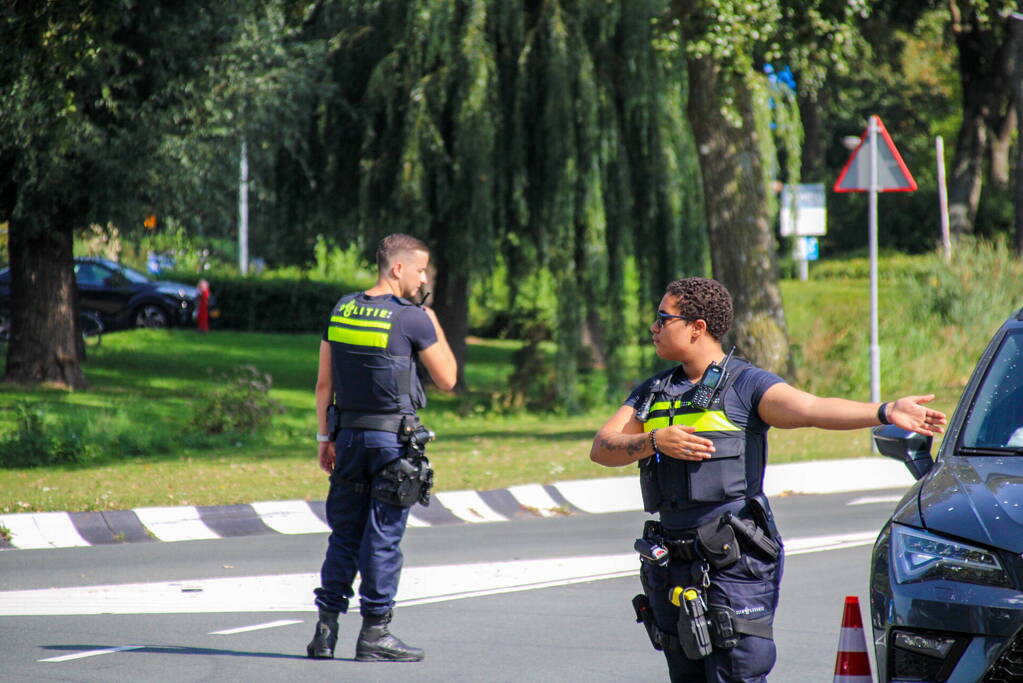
left=869, top=116, right=880, bottom=404
left=936, top=136, right=952, bottom=262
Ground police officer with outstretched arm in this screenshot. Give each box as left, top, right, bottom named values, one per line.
left=590, top=277, right=946, bottom=683
left=307, top=234, right=456, bottom=662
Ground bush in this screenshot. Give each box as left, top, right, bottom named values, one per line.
left=0, top=403, right=81, bottom=468
left=191, top=366, right=285, bottom=435
left=804, top=251, right=934, bottom=281
left=789, top=239, right=1023, bottom=401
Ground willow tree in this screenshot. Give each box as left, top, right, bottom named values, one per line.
left=287, top=0, right=706, bottom=402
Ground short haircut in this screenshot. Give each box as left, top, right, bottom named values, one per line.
left=665, top=277, right=733, bottom=340
left=376, top=234, right=429, bottom=273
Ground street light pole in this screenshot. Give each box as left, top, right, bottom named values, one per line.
left=239, top=139, right=249, bottom=276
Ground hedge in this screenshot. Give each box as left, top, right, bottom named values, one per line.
left=161, top=270, right=367, bottom=333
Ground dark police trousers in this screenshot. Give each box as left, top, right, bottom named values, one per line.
left=314, top=428, right=410, bottom=616
left=642, top=543, right=784, bottom=683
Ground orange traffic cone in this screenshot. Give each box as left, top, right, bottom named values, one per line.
left=834, top=595, right=873, bottom=683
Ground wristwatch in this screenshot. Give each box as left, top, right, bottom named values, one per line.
left=316, top=433, right=331, bottom=443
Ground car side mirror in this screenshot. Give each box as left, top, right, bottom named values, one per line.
left=872, top=424, right=933, bottom=480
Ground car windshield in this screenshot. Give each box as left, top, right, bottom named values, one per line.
left=960, top=329, right=1023, bottom=452
left=114, top=263, right=152, bottom=284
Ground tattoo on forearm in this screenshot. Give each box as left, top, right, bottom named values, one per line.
left=598, top=435, right=648, bottom=459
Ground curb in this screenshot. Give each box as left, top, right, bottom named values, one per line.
left=0, top=457, right=915, bottom=551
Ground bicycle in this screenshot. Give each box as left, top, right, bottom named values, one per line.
left=0, top=308, right=103, bottom=347
left=79, top=309, right=104, bottom=348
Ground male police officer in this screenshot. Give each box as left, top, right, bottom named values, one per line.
left=308, top=234, right=456, bottom=662
left=590, top=277, right=946, bottom=683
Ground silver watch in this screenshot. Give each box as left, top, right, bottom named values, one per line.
left=316, top=433, right=331, bottom=443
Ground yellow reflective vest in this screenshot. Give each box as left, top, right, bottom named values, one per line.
left=637, top=362, right=752, bottom=511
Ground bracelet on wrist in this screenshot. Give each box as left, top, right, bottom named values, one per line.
left=316, top=433, right=331, bottom=443
left=877, top=403, right=891, bottom=426
left=648, top=428, right=660, bottom=455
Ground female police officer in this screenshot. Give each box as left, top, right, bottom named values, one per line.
left=308, top=234, right=456, bottom=662
left=590, top=277, right=946, bottom=682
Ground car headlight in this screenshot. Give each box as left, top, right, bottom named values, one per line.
left=155, top=284, right=198, bottom=300
left=156, top=285, right=186, bottom=299
left=891, top=524, right=1010, bottom=588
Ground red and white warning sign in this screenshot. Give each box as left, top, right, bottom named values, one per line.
left=834, top=115, right=917, bottom=193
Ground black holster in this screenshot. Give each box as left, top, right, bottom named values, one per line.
left=722, top=512, right=780, bottom=560
left=632, top=594, right=664, bottom=651
left=707, top=605, right=773, bottom=648
left=397, top=415, right=435, bottom=455
left=326, top=404, right=340, bottom=441
left=675, top=587, right=714, bottom=660
left=371, top=453, right=433, bottom=508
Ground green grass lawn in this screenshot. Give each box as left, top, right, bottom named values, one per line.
left=0, top=307, right=958, bottom=514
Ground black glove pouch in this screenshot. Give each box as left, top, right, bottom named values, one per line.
left=696, top=517, right=741, bottom=569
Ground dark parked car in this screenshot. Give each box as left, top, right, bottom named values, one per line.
left=870, top=308, right=1023, bottom=683
left=0, top=257, right=215, bottom=333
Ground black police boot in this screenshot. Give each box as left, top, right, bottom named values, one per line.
left=306, top=608, right=339, bottom=659
left=354, top=610, right=424, bottom=662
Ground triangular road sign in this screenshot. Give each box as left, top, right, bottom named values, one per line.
left=834, top=116, right=917, bottom=193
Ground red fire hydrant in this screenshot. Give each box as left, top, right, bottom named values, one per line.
left=197, top=279, right=210, bottom=332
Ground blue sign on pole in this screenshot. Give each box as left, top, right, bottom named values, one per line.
left=798, top=236, right=819, bottom=261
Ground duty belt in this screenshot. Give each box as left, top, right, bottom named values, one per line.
left=338, top=413, right=407, bottom=432
left=662, top=531, right=704, bottom=563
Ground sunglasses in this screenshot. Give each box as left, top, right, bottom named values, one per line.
left=654, top=311, right=695, bottom=331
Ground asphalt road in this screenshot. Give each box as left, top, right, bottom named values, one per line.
left=0, top=488, right=907, bottom=682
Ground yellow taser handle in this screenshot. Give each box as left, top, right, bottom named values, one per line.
left=669, top=586, right=699, bottom=607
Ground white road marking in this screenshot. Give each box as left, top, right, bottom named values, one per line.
left=406, top=511, right=431, bottom=527
left=1, top=531, right=880, bottom=617
left=132, top=506, right=219, bottom=542
left=0, top=512, right=89, bottom=550
left=784, top=531, right=878, bottom=555
left=846, top=494, right=903, bottom=506
left=248, top=501, right=330, bottom=535
left=432, top=491, right=506, bottom=523
left=507, top=484, right=565, bottom=516
left=763, top=458, right=913, bottom=496
left=39, top=645, right=144, bottom=663
left=395, top=568, right=639, bottom=607
left=209, top=619, right=303, bottom=635
left=553, top=476, right=643, bottom=513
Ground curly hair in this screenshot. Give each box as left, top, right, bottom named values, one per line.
left=665, top=277, right=733, bottom=340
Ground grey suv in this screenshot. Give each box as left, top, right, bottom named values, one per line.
left=870, top=308, right=1023, bottom=682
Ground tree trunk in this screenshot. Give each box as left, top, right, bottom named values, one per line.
left=948, top=104, right=987, bottom=236
left=988, top=103, right=1016, bottom=190
left=4, top=217, right=87, bottom=389
left=431, top=250, right=468, bottom=392
left=798, top=89, right=827, bottom=182
left=945, top=104, right=986, bottom=236
left=948, top=7, right=1018, bottom=235
left=685, top=57, right=791, bottom=376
